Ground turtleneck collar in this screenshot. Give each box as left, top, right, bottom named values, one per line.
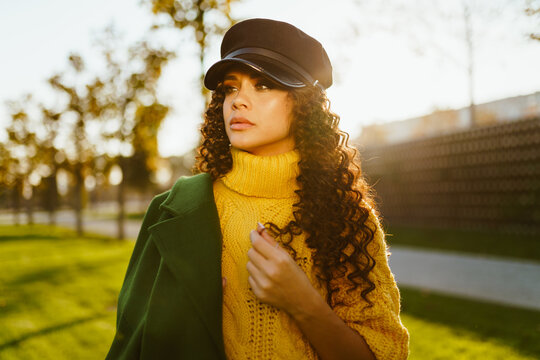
left=220, top=147, right=300, bottom=199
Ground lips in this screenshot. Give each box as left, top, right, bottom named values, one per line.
left=230, top=117, right=254, bottom=130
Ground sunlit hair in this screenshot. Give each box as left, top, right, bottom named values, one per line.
left=196, top=78, right=378, bottom=308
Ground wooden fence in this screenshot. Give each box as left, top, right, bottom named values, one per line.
left=358, top=117, right=540, bottom=235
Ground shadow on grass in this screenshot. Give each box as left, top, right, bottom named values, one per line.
left=0, top=313, right=108, bottom=351
left=7, top=254, right=131, bottom=288
left=0, top=234, right=66, bottom=242
left=401, top=287, right=540, bottom=358
left=7, top=264, right=69, bottom=287
left=2, top=254, right=129, bottom=316
left=0, top=225, right=127, bottom=244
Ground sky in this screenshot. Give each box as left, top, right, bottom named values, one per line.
left=1, top=0, right=539, bottom=157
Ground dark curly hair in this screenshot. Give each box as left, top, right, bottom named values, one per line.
left=196, top=82, right=378, bottom=308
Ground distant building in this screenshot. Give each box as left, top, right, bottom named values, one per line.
left=357, top=91, right=540, bottom=148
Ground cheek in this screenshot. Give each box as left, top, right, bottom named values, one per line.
left=279, top=101, right=294, bottom=135
left=265, top=115, right=293, bottom=140
left=222, top=100, right=231, bottom=119
left=267, top=97, right=292, bottom=124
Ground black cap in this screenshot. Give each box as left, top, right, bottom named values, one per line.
left=204, top=18, right=333, bottom=90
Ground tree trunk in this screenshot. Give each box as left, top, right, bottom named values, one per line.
left=44, top=173, right=58, bottom=226
left=12, top=181, right=22, bottom=226
left=25, top=186, right=34, bottom=225
left=117, top=157, right=126, bottom=240
left=74, top=163, right=84, bottom=236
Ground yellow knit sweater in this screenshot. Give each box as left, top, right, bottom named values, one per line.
left=213, top=148, right=409, bottom=360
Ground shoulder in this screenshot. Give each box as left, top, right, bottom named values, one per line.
left=139, top=173, right=213, bottom=228
left=135, top=191, right=170, bottom=242
left=360, top=198, right=382, bottom=229
left=358, top=199, right=387, bottom=257
left=135, top=173, right=215, bottom=249
left=146, top=190, right=170, bottom=215
left=159, top=173, right=215, bottom=216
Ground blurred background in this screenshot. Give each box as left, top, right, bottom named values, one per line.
left=1, top=0, right=539, bottom=359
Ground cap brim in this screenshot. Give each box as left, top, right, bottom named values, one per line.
left=204, top=55, right=306, bottom=90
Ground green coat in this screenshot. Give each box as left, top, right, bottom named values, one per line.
left=106, top=173, right=227, bottom=360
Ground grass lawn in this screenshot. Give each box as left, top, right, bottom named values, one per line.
left=400, top=287, right=540, bottom=359
left=83, top=211, right=146, bottom=221
left=0, top=225, right=134, bottom=359
left=1, top=224, right=539, bottom=359
left=386, top=225, right=540, bottom=262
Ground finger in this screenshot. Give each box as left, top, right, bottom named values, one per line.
left=250, top=230, right=278, bottom=259
left=248, top=275, right=260, bottom=295
left=248, top=246, right=270, bottom=270
left=222, top=276, right=227, bottom=289
left=248, top=273, right=266, bottom=296
left=261, top=229, right=279, bottom=248
left=247, top=260, right=267, bottom=282
left=257, top=222, right=279, bottom=248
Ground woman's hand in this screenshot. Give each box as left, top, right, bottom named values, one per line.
left=247, top=223, right=376, bottom=360
left=246, top=223, right=319, bottom=317
left=247, top=224, right=376, bottom=359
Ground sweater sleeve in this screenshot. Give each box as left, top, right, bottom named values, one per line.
left=332, top=211, right=409, bottom=360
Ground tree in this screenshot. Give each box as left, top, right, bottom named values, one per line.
left=526, top=0, right=540, bottom=40
left=0, top=141, right=19, bottom=223
left=49, top=54, right=96, bottom=236
left=146, top=0, right=239, bottom=98
left=4, top=95, right=68, bottom=227
left=0, top=142, right=9, bottom=201
left=5, top=96, right=40, bottom=225
left=90, top=30, right=174, bottom=239
left=38, top=106, right=63, bottom=225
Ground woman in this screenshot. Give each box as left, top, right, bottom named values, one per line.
left=107, top=18, right=408, bottom=360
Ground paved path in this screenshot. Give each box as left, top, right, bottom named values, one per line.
left=389, top=246, right=540, bottom=311
left=0, top=210, right=142, bottom=239
left=2, top=210, right=540, bottom=311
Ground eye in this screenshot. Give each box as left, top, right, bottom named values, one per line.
left=255, top=80, right=273, bottom=91
left=223, top=84, right=237, bottom=94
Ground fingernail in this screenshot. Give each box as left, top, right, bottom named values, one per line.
left=257, top=222, right=266, bottom=234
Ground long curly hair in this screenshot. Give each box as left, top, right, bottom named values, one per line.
left=196, top=82, right=378, bottom=308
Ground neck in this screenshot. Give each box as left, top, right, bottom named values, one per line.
left=220, top=147, right=300, bottom=199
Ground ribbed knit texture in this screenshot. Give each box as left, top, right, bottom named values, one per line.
left=214, top=147, right=409, bottom=360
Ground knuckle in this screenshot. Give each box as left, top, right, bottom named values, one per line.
left=267, top=267, right=279, bottom=280
left=260, top=281, right=271, bottom=292
left=255, top=290, right=266, bottom=300
left=276, top=255, right=288, bottom=266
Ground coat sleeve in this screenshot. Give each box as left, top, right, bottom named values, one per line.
left=332, top=211, right=410, bottom=360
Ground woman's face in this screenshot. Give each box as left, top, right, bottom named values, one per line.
left=222, top=68, right=295, bottom=156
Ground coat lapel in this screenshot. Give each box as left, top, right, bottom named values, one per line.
left=148, top=173, right=224, bottom=354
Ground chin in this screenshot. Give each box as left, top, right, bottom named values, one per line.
left=230, top=144, right=256, bottom=153
left=228, top=136, right=255, bottom=151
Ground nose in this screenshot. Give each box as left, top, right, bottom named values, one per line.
left=231, top=86, right=250, bottom=110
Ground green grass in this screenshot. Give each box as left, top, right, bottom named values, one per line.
left=126, top=212, right=145, bottom=220
left=386, top=226, right=540, bottom=262
left=0, top=225, right=134, bottom=359
left=1, top=224, right=539, bottom=359
left=400, top=287, right=540, bottom=359
left=82, top=211, right=145, bottom=221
